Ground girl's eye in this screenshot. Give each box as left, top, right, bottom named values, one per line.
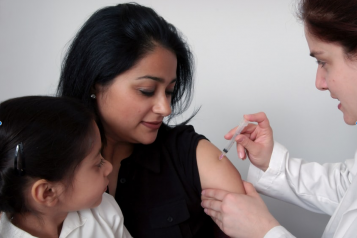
left=316, top=60, right=326, bottom=68
left=97, top=158, right=105, bottom=168
left=140, top=90, right=155, bottom=97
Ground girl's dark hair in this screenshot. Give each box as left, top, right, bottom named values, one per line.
left=298, top=0, right=357, bottom=58
left=0, top=96, right=95, bottom=215
left=57, top=3, right=195, bottom=140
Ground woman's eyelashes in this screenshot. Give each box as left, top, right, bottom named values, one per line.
left=139, top=89, right=174, bottom=97
left=165, top=90, right=174, bottom=97
left=139, top=90, right=155, bottom=97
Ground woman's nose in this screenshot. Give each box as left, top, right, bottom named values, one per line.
left=153, top=94, right=172, bottom=117
left=315, top=67, right=328, bottom=91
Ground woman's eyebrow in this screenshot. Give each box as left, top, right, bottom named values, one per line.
left=137, top=75, right=176, bottom=83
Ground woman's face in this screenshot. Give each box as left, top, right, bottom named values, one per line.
left=305, top=26, right=357, bottom=125
left=95, top=46, right=177, bottom=144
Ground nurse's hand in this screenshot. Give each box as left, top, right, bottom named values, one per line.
left=226, top=112, right=273, bottom=171
left=201, top=181, right=280, bottom=238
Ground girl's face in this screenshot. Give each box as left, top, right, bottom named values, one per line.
left=305, top=26, right=357, bottom=125
left=95, top=46, right=177, bottom=144
left=60, top=122, right=112, bottom=211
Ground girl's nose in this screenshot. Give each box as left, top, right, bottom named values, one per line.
left=104, top=160, right=113, bottom=176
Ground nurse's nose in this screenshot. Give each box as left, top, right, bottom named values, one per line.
left=315, top=66, right=328, bottom=91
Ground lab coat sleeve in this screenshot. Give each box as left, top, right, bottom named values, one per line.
left=264, top=226, right=296, bottom=238
left=247, top=142, right=357, bottom=216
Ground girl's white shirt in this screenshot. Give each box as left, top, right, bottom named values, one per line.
left=248, top=142, right=357, bottom=238
left=0, top=193, right=132, bottom=238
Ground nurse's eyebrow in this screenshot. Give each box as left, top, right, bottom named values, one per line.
left=137, top=75, right=176, bottom=84
left=310, top=51, right=323, bottom=58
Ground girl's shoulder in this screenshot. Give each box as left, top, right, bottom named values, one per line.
left=88, top=193, right=124, bottom=220
left=0, top=213, right=36, bottom=238
left=62, top=193, right=132, bottom=237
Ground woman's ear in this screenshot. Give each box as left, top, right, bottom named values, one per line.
left=31, top=179, right=62, bottom=207
left=91, top=84, right=99, bottom=95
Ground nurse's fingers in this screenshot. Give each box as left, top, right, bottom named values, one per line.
left=224, top=123, right=256, bottom=140
left=224, top=112, right=271, bottom=140
left=203, top=207, right=222, bottom=221
left=235, top=135, right=264, bottom=157
left=244, top=112, right=271, bottom=129
left=201, top=188, right=230, bottom=201
left=236, top=142, right=247, bottom=160
left=201, top=199, right=223, bottom=213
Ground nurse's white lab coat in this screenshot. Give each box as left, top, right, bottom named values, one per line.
left=248, top=142, right=357, bottom=238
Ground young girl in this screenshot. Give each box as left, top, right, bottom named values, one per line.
left=0, top=96, right=131, bottom=238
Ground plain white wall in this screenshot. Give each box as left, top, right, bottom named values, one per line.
left=1, top=0, right=356, bottom=237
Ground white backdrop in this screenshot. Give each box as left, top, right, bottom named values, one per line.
left=1, top=0, right=356, bottom=237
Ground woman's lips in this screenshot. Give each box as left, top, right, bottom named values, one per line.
left=338, top=102, right=341, bottom=110
left=142, top=121, right=162, bottom=130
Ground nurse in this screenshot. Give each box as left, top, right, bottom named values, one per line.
left=201, top=0, right=357, bottom=237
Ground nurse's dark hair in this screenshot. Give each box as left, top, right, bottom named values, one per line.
left=0, top=96, right=95, bottom=215
left=298, top=0, right=357, bottom=59
left=57, top=2, right=196, bottom=139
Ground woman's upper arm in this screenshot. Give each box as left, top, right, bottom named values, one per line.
left=196, top=139, right=245, bottom=194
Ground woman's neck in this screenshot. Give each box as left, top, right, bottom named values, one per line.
left=11, top=211, right=67, bottom=238
left=103, top=136, right=134, bottom=164
left=103, top=136, right=135, bottom=197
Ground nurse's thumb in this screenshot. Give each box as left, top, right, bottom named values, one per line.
left=243, top=181, right=258, bottom=197
left=236, top=135, right=260, bottom=156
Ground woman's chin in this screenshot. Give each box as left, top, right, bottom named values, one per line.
left=138, top=134, right=158, bottom=144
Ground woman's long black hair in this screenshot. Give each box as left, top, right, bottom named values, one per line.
left=57, top=3, right=196, bottom=142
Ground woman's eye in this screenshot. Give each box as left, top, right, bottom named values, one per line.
left=97, top=158, right=105, bottom=168
left=165, top=90, right=174, bottom=96
left=139, top=90, right=155, bottom=97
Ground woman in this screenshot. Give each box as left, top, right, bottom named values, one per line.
left=202, top=0, right=357, bottom=237
left=57, top=3, right=245, bottom=238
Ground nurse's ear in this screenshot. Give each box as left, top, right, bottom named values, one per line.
left=30, top=179, right=63, bottom=208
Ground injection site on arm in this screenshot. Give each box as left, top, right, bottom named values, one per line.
left=219, top=118, right=249, bottom=160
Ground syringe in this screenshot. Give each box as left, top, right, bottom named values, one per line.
left=219, top=119, right=249, bottom=160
